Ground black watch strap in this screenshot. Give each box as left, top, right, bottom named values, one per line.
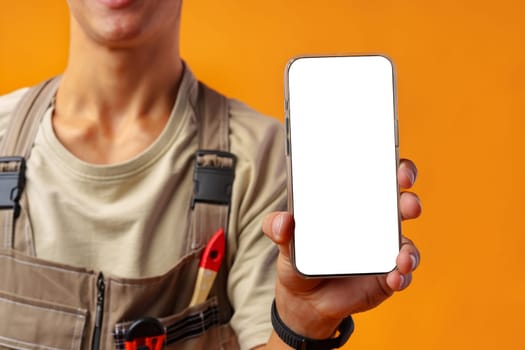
left=271, top=300, right=354, bottom=350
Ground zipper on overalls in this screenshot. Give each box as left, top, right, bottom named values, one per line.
left=92, top=273, right=105, bottom=350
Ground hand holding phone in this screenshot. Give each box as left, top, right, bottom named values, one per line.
left=285, top=55, right=400, bottom=277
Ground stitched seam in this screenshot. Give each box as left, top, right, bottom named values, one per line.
left=221, top=206, right=227, bottom=235
left=107, top=266, right=187, bottom=287
left=70, top=314, right=83, bottom=350
left=6, top=215, right=12, bottom=249
left=104, top=280, right=111, bottom=350
left=3, top=213, right=9, bottom=249
left=0, top=255, right=91, bottom=276
left=26, top=219, right=36, bottom=257
left=192, top=204, right=200, bottom=249
left=0, top=296, right=86, bottom=318
left=0, top=335, right=63, bottom=350
left=221, top=100, right=227, bottom=151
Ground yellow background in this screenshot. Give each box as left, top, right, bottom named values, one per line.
left=1, top=1, right=524, bottom=349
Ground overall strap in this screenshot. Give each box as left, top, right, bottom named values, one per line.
left=190, top=82, right=234, bottom=249
left=190, top=82, right=236, bottom=323
left=0, top=77, right=60, bottom=250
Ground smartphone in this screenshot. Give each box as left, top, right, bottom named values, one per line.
left=285, top=55, right=400, bottom=277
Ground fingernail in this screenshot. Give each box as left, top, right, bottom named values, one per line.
left=410, top=254, right=419, bottom=271
left=399, top=274, right=406, bottom=289
left=273, top=213, right=284, bottom=241
left=401, top=161, right=416, bottom=184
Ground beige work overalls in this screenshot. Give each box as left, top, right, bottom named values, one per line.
left=0, top=78, right=240, bottom=350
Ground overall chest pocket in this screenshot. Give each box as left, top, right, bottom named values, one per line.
left=0, top=291, right=87, bottom=350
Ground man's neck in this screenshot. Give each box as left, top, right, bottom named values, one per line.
left=51, top=20, right=184, bottom=164
left=56, top=20, right=183, bottom=125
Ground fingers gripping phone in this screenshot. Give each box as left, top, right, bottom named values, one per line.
left=285, top=55, right=401, bottom=277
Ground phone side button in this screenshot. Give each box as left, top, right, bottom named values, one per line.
left=394, top=118, right=399, bottom=146
left=285, top=118, right=290, bottom=155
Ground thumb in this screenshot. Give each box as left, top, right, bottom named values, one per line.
left=262, top=211, right=294, bottom=258
left=263, top=212, right=321, bottom=295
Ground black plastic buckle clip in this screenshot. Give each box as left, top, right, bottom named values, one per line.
left=124, top=317, right=166, bottom=350
left=191, top=150, right=236, bottom=209
left=0, top=157, right=26, bottom=218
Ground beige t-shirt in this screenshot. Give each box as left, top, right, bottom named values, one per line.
left=0, top=67, right=287, bottom=350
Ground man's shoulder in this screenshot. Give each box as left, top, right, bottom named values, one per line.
left=228, top=98, right=283, bottom=136
left=0, top=87, right=30, bottom=140
left=0, top=88, right=30, bottom=115
left=227, top=97, right=286, bottom=168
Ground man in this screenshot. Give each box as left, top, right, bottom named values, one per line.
left=0, top=1, right=421, bottom=349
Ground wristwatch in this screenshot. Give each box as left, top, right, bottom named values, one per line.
left=271, top=300, right=354, bottom=350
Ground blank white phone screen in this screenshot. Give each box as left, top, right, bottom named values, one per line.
left=287, top=55, right=400, bottom=276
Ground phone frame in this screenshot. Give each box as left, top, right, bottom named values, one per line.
left=284, top=54, right=402, bottom=278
